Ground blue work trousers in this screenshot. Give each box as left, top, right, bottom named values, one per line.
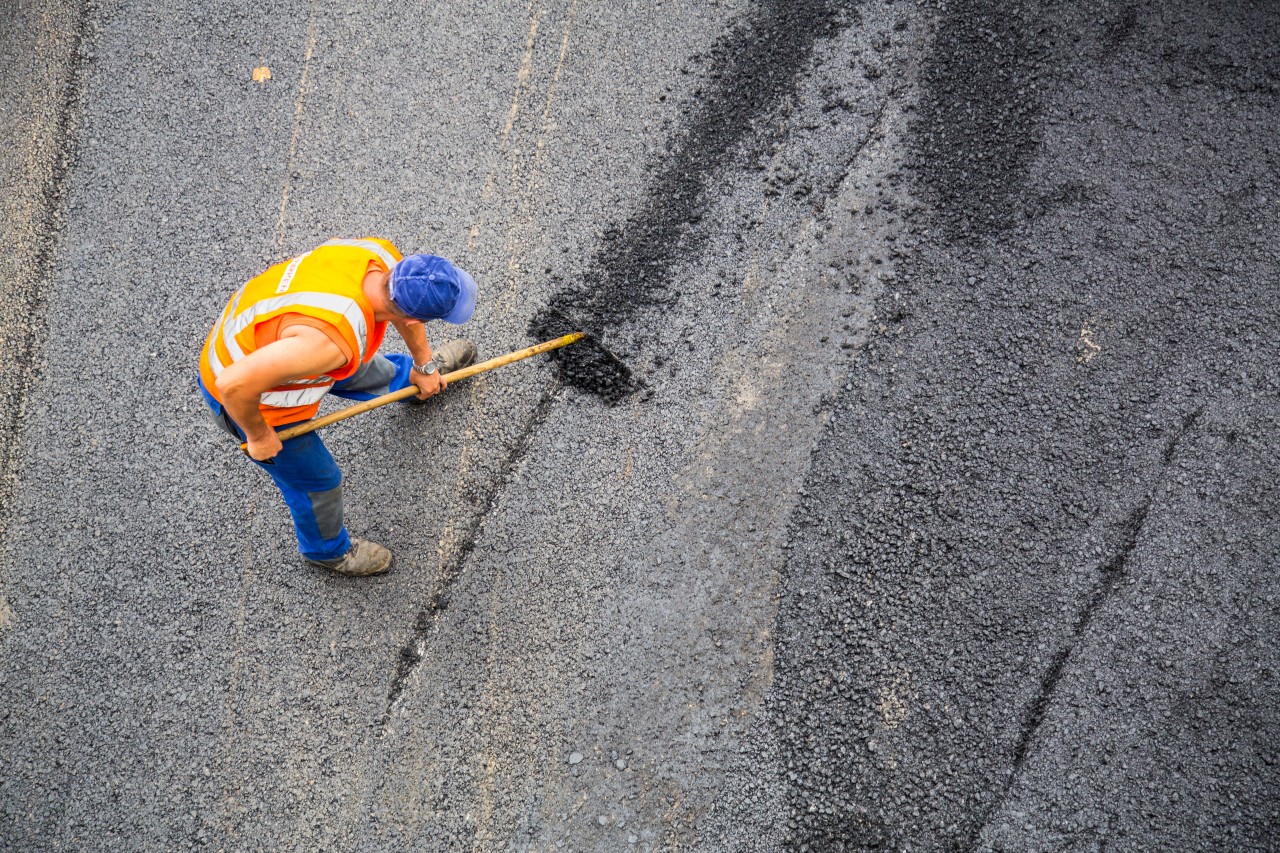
left=198, top=353, right=416, bottom=561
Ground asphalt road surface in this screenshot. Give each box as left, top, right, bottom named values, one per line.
left=1, top=0, right=1276, bottom=850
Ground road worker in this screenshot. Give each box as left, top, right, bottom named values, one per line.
left=197, top=237, right=477, bottom=576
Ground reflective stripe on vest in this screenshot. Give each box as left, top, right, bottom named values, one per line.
left=205, top=289, right=369, bottom=381
left=259, top=385, right=332, bottom=408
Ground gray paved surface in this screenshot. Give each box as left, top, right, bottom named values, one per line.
left=1, top=0, right=1276, bottom=850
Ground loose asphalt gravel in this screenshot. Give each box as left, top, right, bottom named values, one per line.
left=1, top=0, right=1276, bottom=851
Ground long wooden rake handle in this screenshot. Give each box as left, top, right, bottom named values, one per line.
left=239, top=332, right=584, bottom=450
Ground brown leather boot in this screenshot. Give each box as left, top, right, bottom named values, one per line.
left=434, top=339, right=477, bottom=374
left=306, top=536, right=392, bottom=576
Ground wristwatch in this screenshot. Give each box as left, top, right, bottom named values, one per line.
left=413, top=360, right=438, bottom=376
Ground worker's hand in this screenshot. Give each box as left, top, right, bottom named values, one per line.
left=409, top=369, right=447, bottom=400
left=245, top=431, right=283, bottom=462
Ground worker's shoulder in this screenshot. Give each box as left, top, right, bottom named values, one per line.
left=369, top=237, right=403, bottom=262
left=319, top=236, right=403, bottom=262
left=358, top=236, right=401, bottom=255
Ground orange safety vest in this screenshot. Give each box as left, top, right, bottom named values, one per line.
left=200, top=237, right=403, bottom=427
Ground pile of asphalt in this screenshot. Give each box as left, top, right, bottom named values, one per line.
left=706, top=0, right=1280, bottom=849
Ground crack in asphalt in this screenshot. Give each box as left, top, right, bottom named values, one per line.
left=380, top=385, right=561, bottom=728
left=969, top=406, right=1205, bottom=847
left=383, top=0, right=862, bottom=762
left=0, top=0, right=93, bottom=544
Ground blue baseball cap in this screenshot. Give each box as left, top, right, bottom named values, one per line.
left=387, top=254, right=477, bottom=324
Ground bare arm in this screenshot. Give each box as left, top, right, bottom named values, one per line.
left=391, top=317, right=446, bottom=400
left=391, top=317, right=433, bottom=364
left=215, top=326, right=347, bottom=459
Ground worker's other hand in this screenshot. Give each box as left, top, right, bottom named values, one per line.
left=410, top=369, right=447, bottom=400
left=246, top=432, right=283, bottom=462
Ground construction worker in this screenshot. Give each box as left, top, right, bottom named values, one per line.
left=197, top=237, right=477, bottom=576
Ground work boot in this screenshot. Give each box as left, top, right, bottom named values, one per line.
left=434, top=339, right=477, bottom=374
left=306, top=536, right=392, bottom=577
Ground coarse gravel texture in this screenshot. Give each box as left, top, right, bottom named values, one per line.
left=704, top=0, right=1280, bottom=850
left=1, top=0, right=1278, bottom=851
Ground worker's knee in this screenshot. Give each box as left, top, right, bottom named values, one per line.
left=307, top=484, right=345, bottom=540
